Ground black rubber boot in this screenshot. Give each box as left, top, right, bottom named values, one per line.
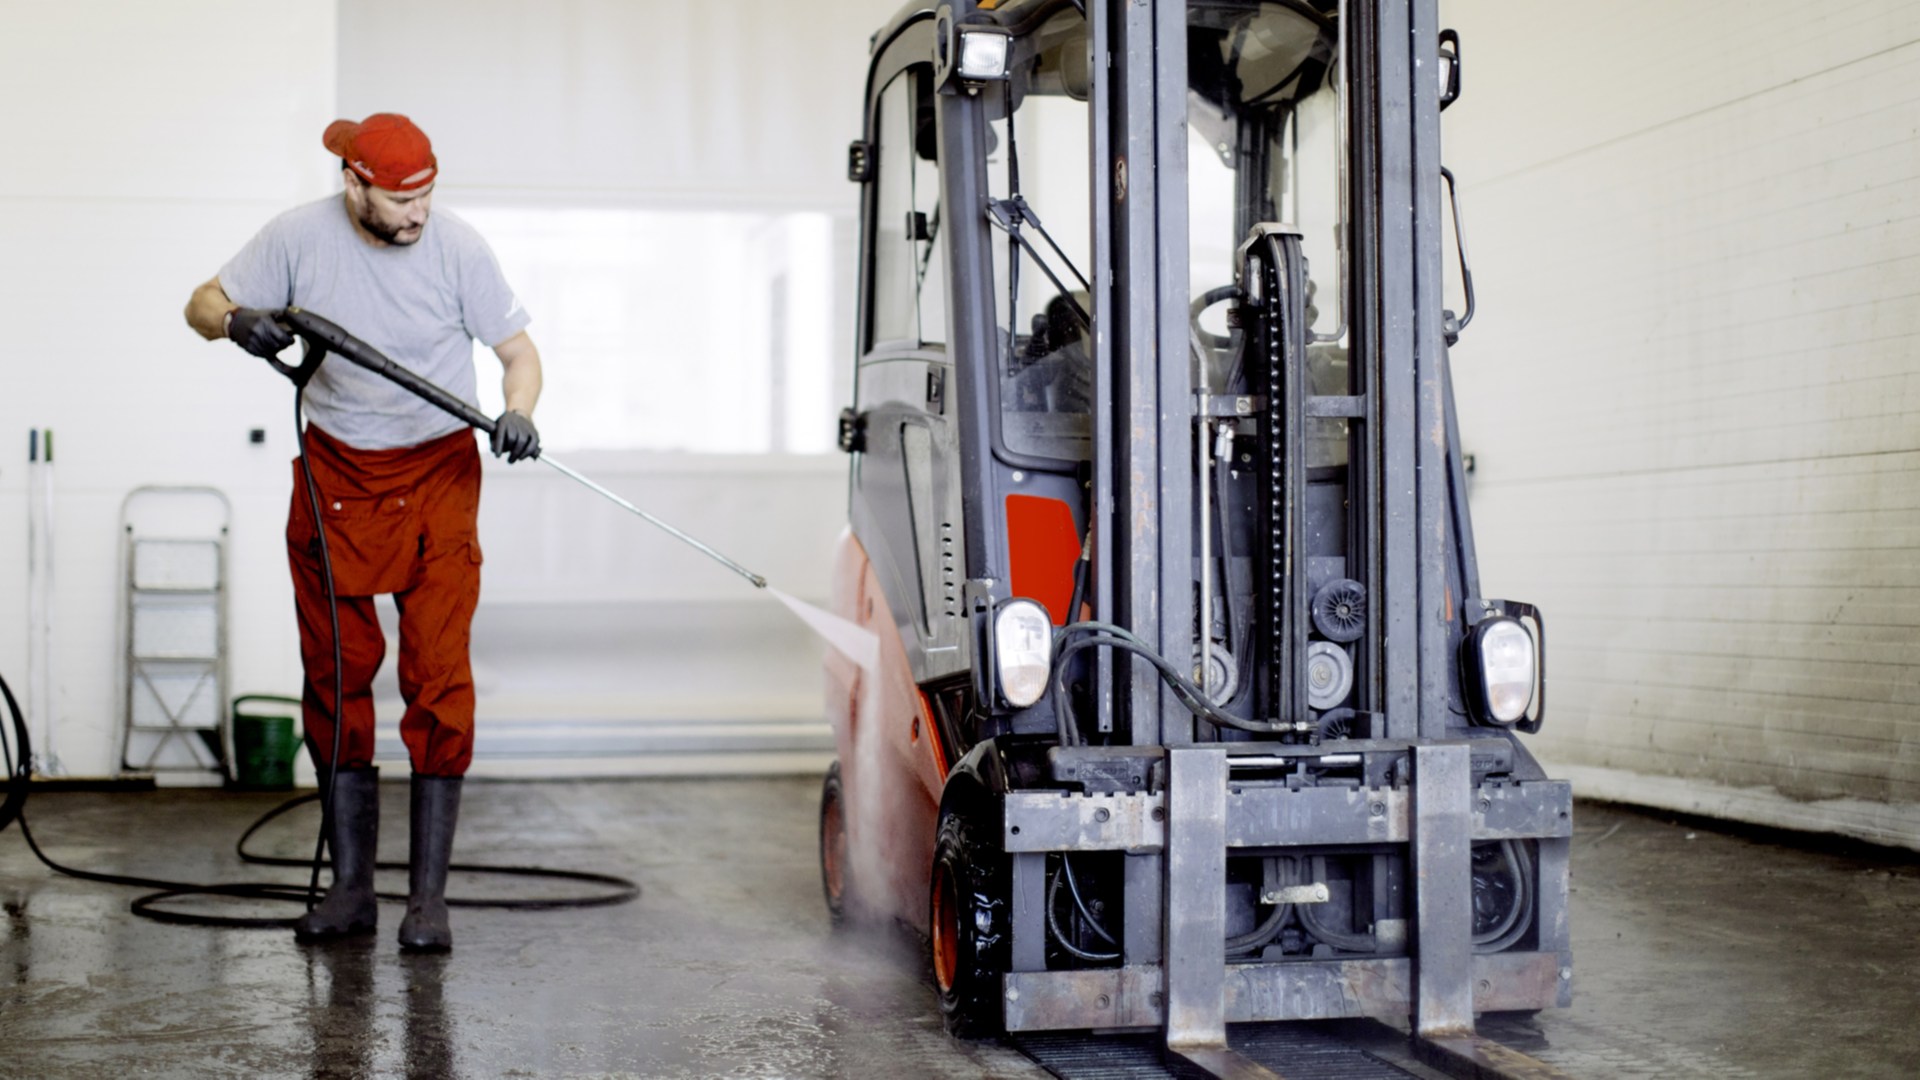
left=397, top=774, right=462, bottom=953
left=293, top=765, right=380, bottom=942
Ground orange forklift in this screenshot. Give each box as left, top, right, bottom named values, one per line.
left=820, top=2, right=1569, bottom=1075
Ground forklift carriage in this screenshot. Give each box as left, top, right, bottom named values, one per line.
left=820, top=0, right=1571, bottom=1071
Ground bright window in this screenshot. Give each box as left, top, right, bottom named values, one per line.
left=459, top=206, right=836, bottom=453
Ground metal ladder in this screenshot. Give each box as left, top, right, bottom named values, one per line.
left=120, top=486, right=232, bottom=780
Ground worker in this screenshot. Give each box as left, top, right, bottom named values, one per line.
left=183, top=113, right=541, bottom=953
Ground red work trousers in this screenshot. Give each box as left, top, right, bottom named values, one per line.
left=287, top=425, right=483, bottom=777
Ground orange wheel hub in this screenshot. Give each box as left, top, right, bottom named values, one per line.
left=931, top=865, right=960, bottom=993
left=822, top=794, right=847, bottom=903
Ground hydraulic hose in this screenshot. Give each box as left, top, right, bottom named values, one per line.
left=1228, top=855, right=1296, bottom=956
left=1045, top=858, right=1119, bottom=962
left=1226, top=899, right=1291, bottom=956
left=1060, top=854, right=1115, bottom=947
left=1296, top=855, right=1378, bottom=954
left=1049, top=622, right=1289, bottom=744
left=1473, top=839, right=1535, bottom=954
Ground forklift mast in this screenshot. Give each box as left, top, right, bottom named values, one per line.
left=833, top=1, right=1570, bottom=1074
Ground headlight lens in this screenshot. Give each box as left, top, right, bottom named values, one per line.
left=1478, top=618, right=1536, bottom=723
left=993, top=600, right=1053, bottom=708
left=957, top=28, right=1012, bottom=81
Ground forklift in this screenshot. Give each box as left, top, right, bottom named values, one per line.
left=821, top=1, right=1572, bottom=1075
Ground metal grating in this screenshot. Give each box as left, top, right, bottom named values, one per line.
left=1016, top=1023, right=1419, bottom=1079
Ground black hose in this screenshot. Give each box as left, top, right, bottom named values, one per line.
left=1045, top=857, right=1118, bottom=962
left=1226, top=899, right=1290, bottom=956
left=1473, top=840, right=1535, bottom=954
left=1297, top=898, right=1374, bottom=953
left=0, top=667, right=28, bottom=834
left=295, top=387, right=346, bottom=913
left=1296, top=856, right=1377, bottom=954
left=1064, top=552, right=1089, bottom=633
left=2, top=665, right=638, bottom=926
left=230, top=793, right=638, bottom=910
left=1227, top=855, right=1295, bottom=956
left=1048, top=623, right=1287, bottom=743
left=1060, top=854, right=1115, bottom=945
left=0, top=760, right=638, bottom=928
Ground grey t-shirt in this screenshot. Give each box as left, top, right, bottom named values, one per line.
left=220, top=195, right=531, bottom=450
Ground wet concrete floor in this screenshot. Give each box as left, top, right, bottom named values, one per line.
left=0, top=780, right=1915, bottom=1079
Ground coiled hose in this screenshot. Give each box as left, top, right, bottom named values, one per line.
left=1, top=666, right=635, bottom=926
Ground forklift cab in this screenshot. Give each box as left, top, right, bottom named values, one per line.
left=845, top=0, right=1349, bottom=679
left=826, top=0, right=1569, bottom=1070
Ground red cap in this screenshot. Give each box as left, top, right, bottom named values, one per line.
left=323, top=113, right=438, bottom=191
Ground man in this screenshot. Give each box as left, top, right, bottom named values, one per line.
left=184, top=113, right=541, bottom=953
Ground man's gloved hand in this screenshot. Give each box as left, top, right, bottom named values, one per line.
left=226, top=308, right=294, bottom=359
left=491, top=410, right=540, bottom=463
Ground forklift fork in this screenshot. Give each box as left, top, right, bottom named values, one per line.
left=1158, top=744, right=1573, bottom=1079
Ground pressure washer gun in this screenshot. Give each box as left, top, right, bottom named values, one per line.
left=267, top=307, right=767, bottom=589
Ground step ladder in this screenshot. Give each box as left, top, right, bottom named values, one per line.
left=120, top=486, right=232, bottom=780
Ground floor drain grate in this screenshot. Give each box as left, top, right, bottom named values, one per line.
left=1015, top=1023, right=1419, bottom=1079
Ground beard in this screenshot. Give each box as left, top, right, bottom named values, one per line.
left=357, top=203, right=423, bottom=246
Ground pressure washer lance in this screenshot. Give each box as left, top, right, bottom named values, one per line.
left=273, top=308, right=767, bottom=590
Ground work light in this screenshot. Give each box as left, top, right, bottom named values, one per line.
left=937, top=11, right=1014, bottom=94
left=993, top=600, right=1053, bottom=708
left=955, top=25, right=1012, bottom=83
left=1470, top=617, right=1536, bottom=724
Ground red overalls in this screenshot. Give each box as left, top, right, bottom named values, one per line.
left=286, top=424, right=482, bottom=777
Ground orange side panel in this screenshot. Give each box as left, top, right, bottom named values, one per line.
left=825, top=529, right=945, bottom=931
left=1005, top=494, right=1081, bottom=626
left=914, top=688, right=948, bottom=780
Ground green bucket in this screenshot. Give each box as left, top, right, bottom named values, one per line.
left=231, top=695, right=301, bottom=791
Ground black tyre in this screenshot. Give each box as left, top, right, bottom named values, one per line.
left=820, top=762, right=852, bottom=925
left=930, top=806, right=1009, bottom=1038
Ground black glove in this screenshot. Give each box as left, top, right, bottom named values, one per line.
left=226, top=308, right=294, bottom=359
left=491, top=410, right=540, bottom=463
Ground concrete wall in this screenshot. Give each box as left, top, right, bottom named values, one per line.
left=1440, top=0, right=1920, bottom=847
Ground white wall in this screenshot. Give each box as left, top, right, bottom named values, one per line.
left=337, top=0, right=900, bottom=212
left=1440, top=0, right=1920, bottom=847
left=0, top=0, right=901, bottom=779
left=334, top=0, right=901, bottom=444
left=330, top=0, right=901, bottom=774
left=0, top=1, right=338, bottom=778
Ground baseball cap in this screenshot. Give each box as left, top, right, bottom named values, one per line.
left=323, top=113, right=438, bottom=191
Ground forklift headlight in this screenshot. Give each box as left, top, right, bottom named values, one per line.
left=955, top=26, right=1013, bottom=82
left=993, top=600, right=1053, bottom=708
left=1473, top=617, right=1536, bottom=724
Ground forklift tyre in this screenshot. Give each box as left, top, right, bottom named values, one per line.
left=819, top=761, right=854, bottom=925
left=930, top=806, right=1008, bottom=1038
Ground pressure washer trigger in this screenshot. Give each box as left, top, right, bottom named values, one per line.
left=262, top=311, right=328, bottom=389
